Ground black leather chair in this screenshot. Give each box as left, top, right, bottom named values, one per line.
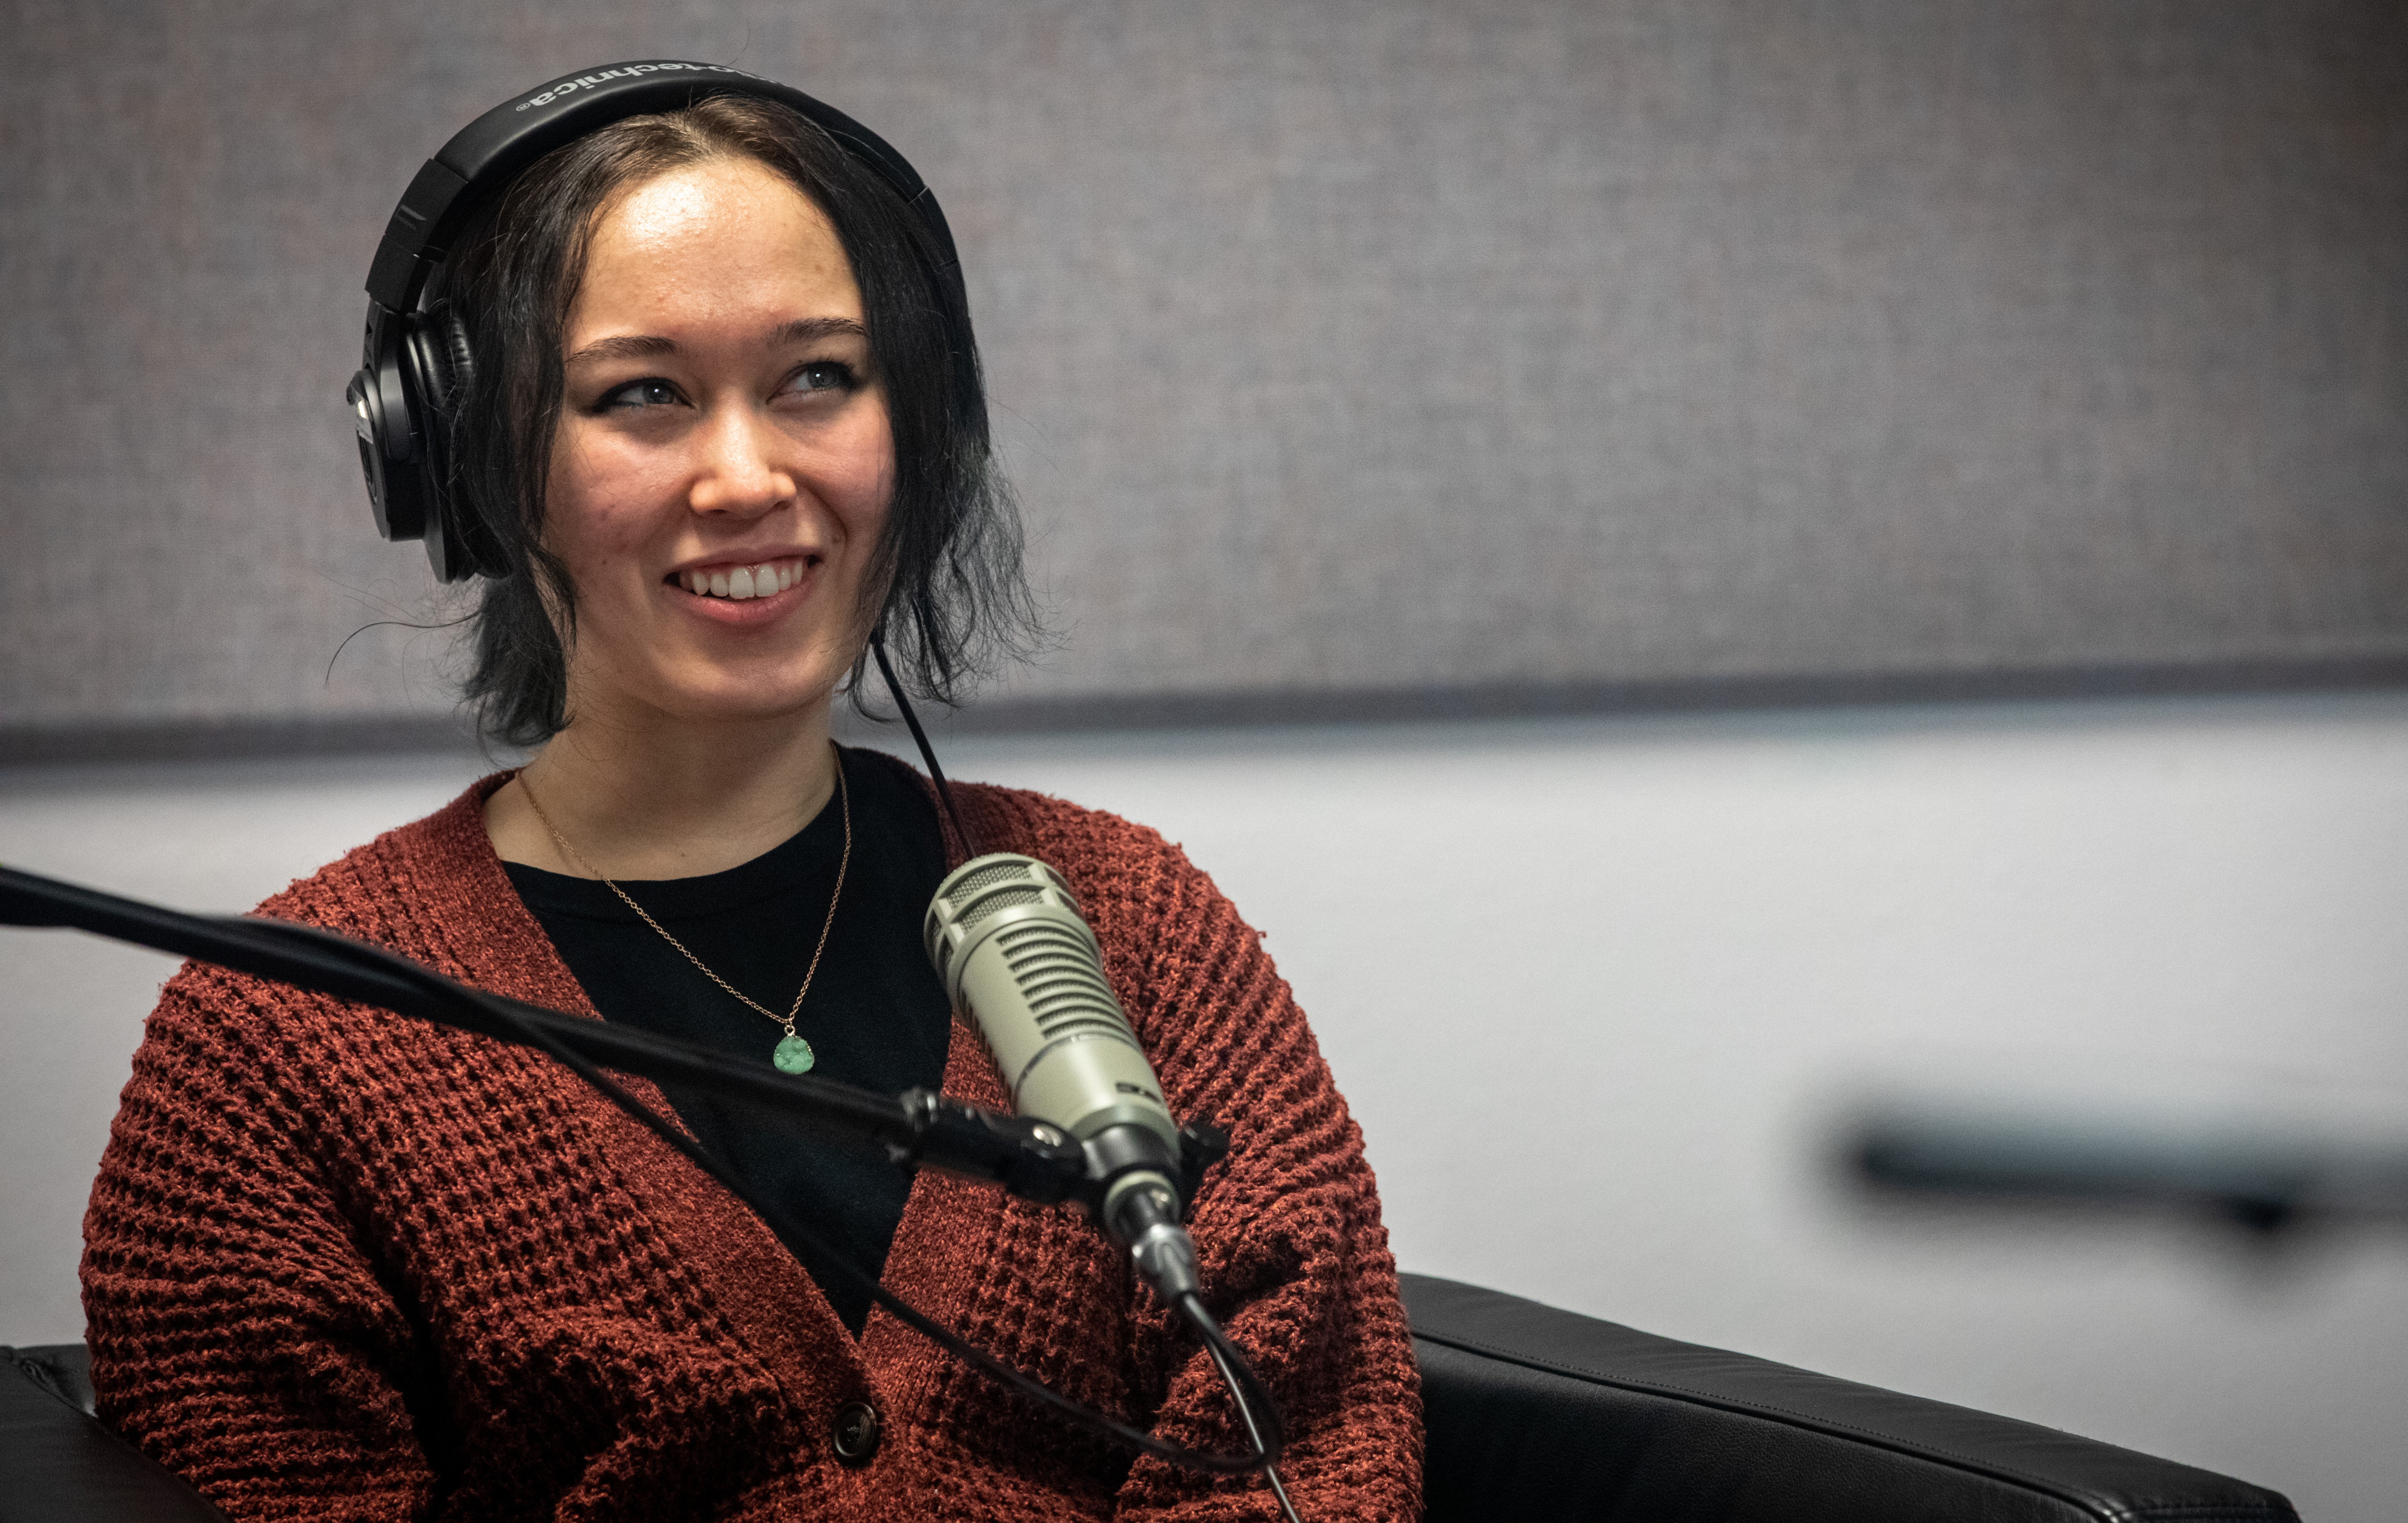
left=2, top=1340, right=227, bottom=1522
left=1404, top=1274, right=2297, bottom=1521
left=7, top=1277, right=2299, bottom=1521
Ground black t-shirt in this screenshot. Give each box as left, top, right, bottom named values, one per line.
left=502, top=746, right=953, bottom=1335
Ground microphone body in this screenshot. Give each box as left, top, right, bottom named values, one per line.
left=925, top=854, right=1200, bottom=1300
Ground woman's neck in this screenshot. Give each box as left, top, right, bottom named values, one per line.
left=486, top=704, right=841, bottom=881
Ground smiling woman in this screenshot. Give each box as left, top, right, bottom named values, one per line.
left=78, top=70, right=1420, bottom=1523
left=484, top=152, right=902, bottom=879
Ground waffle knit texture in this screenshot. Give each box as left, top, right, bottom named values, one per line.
left=81, top=763, right=1422, bottom=1521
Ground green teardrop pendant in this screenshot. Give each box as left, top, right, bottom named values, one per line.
left=772, top=1033, right=815, bottom=1075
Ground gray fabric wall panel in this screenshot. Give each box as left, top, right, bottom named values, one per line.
left=4, top=1, right=2403, bottom=739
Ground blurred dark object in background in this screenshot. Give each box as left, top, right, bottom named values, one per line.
left=1849, top=1106, right=2408, bottom=1236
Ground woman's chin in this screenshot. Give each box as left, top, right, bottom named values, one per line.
left=668, top=681, right=842, bottom=728
left=564, top=601, right=866, bottom=732
left=562, top=663, right=849, bottom=737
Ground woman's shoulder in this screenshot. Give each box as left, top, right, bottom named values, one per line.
left=136, top=773, right=522, bottom=1050
left=847, top=747, right=1197, bottom=883
left=965, top=780, right=1181, bottom=873
left=249, top=773, right=510, bottom=935
left=138, top=773, right=524, bottom=1086
left=866, top=754, right=1261, bottom=983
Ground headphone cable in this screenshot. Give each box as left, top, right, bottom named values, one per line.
left=866, top=627, right=979, bottom=859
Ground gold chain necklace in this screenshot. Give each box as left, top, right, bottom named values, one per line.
left=518, top=751, right=852, bottom=1076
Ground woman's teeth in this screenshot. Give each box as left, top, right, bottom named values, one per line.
left=679, top=560, right=804, bottom=600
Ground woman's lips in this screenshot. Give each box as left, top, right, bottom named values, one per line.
left=664, top=555, right=818, bottom=625
left=672, top=555, right=812, bottom=601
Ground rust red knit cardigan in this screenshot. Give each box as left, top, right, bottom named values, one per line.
left=81, top=762, right=1421, bottom=1521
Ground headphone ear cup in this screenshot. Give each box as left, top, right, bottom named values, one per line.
left=402, top=304, right=502, bottom=581
left=427, top=304, right=476, bottom=419
left=404, top=302, right=474, bottom=427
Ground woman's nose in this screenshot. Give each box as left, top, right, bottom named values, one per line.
left=687, top=403, right=796, bottom=517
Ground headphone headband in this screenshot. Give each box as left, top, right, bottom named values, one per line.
left=365, top=60, right=961, bottom=316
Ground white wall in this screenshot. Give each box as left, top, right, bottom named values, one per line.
left=5, top=690, right=2405, bottom=1518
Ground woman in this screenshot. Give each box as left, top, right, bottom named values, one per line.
left=81, top=72, right=1420, bottom=1521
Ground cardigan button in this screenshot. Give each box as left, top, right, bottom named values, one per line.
left=832, top=1400, right=882, bottom=1466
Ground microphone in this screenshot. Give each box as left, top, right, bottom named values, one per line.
left=924, top=854, right=1202, bottom=1304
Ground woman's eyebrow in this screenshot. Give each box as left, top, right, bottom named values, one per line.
left=771, top=316, right=869, bottom=347
left=562, top=318, right=867, bottom=369
left=563, top=334, right=676, bottom=368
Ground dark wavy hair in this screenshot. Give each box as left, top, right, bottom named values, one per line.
left=431, top=95, right=1038, bottom=748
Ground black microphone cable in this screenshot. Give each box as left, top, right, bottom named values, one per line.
left=1184, top=1293, right=1304, bottom=1523
left=226, top=913, right=1289, bottom=1482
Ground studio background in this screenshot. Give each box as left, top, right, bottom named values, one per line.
left=3, top=3, right=2405, bottom=1519
left=5, top=0, right=2405, bottom=740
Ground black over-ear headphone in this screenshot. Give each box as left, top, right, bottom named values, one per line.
left=347, top=61, right=967, bottom=582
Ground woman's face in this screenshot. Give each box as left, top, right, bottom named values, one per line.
left=544, top=155, right=892, bottom=731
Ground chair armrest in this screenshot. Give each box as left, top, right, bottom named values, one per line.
left=1402, top=1274, right=2298, bottom=1523
left=1, top=1344, right=227, bottom=1522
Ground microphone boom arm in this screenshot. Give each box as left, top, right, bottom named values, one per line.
left=0, top=862, right=1106, bottom=1205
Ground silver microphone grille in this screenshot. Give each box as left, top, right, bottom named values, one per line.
left=948, top=857, right=1039, bottom=901
left=923, top=854, right=1088, bottom=988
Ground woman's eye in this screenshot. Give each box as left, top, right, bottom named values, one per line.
left=785, top=360, right=858, bottom=396
left=600, top=378, right=680, bottom=410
